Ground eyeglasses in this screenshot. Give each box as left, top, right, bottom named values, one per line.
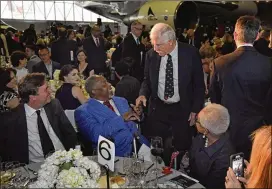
left=39, top=53, right=49, bottom=57
left=133, top=27, right=143, bottom=31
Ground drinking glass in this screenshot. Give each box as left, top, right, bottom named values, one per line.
left=150, top=136, right=163, bottom=187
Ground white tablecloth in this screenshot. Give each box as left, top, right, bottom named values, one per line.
left=27, top=156, right=205, bottom=188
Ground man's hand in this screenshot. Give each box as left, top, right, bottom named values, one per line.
left=122, top=111, right=140, bottom=122
left=188, top=112, right=197, bottom=126
left=136, top=95, right=147, bottom=107
left=130, top=104, right=143, bottom=116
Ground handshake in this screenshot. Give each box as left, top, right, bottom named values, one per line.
left=122, top=100, right=145, bottom=122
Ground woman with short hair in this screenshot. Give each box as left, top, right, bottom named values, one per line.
left=188, top=104, right=235, bottom=189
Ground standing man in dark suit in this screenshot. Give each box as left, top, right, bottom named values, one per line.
left=3, top=73, right=77, bottom=164
left=83, top=25, right=107, bottom=74
left=122, top=21, right=146, bottom=82
left=32, top=46, right=60, bottom=79
left=51, top=28, right=78, bottom=66
left=210, top=16, right=272, bottom=159
left=136, top=23, right=205, bottom=163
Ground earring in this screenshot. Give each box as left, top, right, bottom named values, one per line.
left=203, top=130, right=208, bottom=147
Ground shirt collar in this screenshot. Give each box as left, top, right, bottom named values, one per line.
left=169, top=41, right=178, bottom=57
left=30, top=55, right=37, bottom=60
left=95, top=98, right=112, bottom=104
left=24, top=103, right=41, bottom=117
left=131, top=33, right=138, bottom=42
left=237, top=43, right=253, bottom=49
left=204, top=132, right=229, bottom=158
left=44, top=61, right=52, bottom=66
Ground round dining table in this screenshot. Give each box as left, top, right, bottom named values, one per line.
left=26, top=156, right=205, bottom=188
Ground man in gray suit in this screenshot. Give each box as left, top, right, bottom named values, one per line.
left=25, top=45, right=41, bottom=73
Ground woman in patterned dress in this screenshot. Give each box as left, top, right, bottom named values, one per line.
left=0, top=68, right=20, bottom=113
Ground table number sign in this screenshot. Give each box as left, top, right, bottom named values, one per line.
left=98, top=136, right=115, bottom=172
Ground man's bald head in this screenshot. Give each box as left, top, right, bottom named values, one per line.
left=85, top=75, right=108, bottom=99
left=92, top=24, right=101, bottom=37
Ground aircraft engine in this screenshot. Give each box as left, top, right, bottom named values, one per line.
left=123, top=1, right=258, bottom=30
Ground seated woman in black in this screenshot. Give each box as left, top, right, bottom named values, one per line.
left=0, top=68, right=20, bottom=113
left=55, top=65, right=87, bottom=110
left=189, top=104, right=234, bottom=189
left=76, top=50, right=94, bottom=79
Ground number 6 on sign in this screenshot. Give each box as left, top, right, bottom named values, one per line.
left=98, top=136, right=115, bottom=172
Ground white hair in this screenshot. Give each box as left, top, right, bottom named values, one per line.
left=199, top=103, right=230, bottom=136
left=150, top=23, right=176, bottom=43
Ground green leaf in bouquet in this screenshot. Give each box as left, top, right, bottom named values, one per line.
left=59, top=162, right=73, bottom=171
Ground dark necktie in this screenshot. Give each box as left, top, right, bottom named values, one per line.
left=103, top=101, right=115, bottom=112
left=164, top=54, right=174, bottom=100
left=136, top=38, right=140, bottom=45
left=96, top=38, right=100, bottom=47
left=36, top=110, right=55, bottom=157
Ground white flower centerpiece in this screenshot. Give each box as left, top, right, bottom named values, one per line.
left=29, top=149, right=101, bottom=188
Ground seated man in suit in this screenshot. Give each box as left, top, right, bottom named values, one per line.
left=32, top=46, right=60, bottom=79
left=115, top=61, right=140, bottom=104
left=3, top=73, right=77, bottom=164
left=75, top=75, right=149, bottom=156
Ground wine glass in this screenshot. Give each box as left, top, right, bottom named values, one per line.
left=150, top=136, right=163, bottom=187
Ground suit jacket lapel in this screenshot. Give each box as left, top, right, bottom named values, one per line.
left=41, top=62, right=49, bottom=75
left=177, top=43, right=190, bottom=94
left=44, top=103, right=61, bottom=139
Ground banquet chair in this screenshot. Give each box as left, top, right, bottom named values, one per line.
left=64, top=109, right=93, bottom=155
left=64, top=110, right=77, bottom=132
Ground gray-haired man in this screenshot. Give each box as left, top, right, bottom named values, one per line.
left=136, top=23, right=205, bottom=165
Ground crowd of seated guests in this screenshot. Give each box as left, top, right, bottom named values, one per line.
left=0, top=17, right=271, bottom=189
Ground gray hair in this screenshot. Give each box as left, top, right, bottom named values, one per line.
left=235, top=15, right=260, bottom=44
left=199, top=104, right=230, bottom=136
left=85, top=75, right=101, bottom=97
left=150, top=23, right=176, bottom=43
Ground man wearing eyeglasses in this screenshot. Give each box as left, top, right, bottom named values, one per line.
left=32, top=46, right=60, bottom=79
left=122, top=21, right=146, bottom=82
left=136, top=23, right=205, bottom=166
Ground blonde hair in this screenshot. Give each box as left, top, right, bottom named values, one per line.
left=247, top=126, right=272, bottom=188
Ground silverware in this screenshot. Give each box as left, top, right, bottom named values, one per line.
left=146, top=163, right=154, bottom=171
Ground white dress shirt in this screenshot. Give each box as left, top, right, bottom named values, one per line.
left=45, top=61, right=53, bottom=79
left=24, top=104, right=65, bottom=163
left=131, top=33, right=143, bottom=62
left=158, top=41, right=180, bottom=103
left=96, top=99, right=121, bottom=116
left=236, top=43, right=253, bottom=49
left=92, top=35, right=100, bottom=47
